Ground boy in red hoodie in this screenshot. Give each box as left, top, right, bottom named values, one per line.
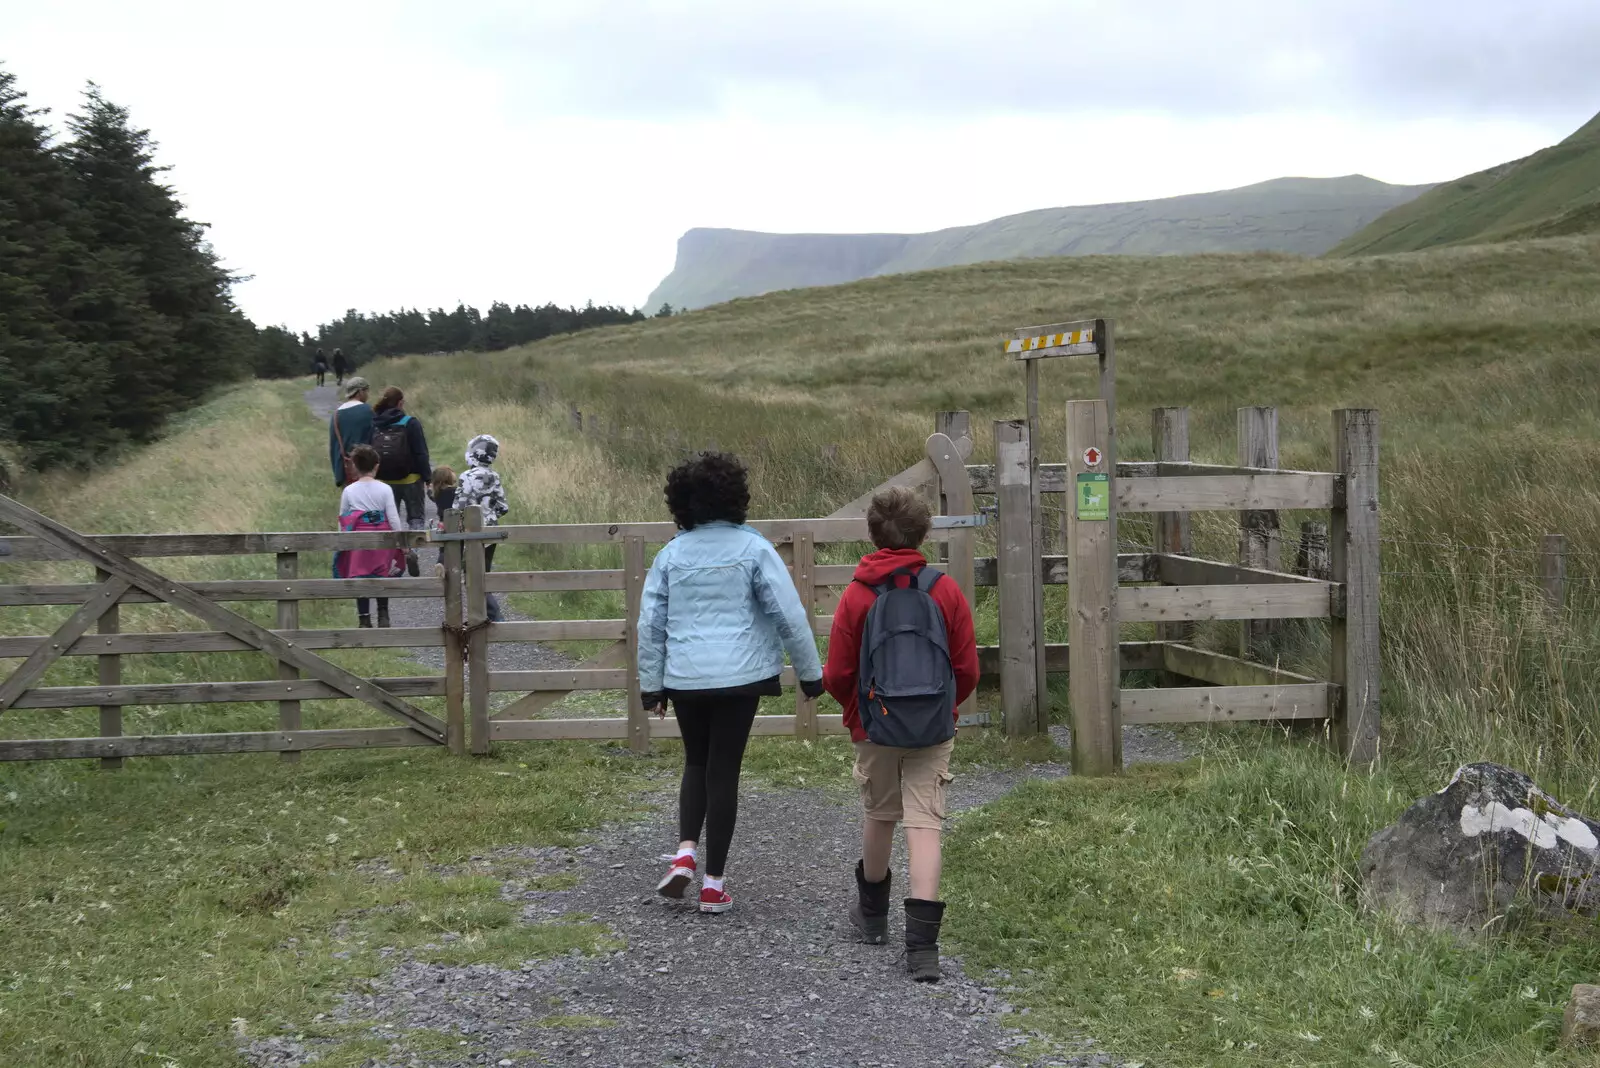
left=823, top=487, right=979, bottom=981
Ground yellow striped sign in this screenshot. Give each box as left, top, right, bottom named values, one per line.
left=1004, top=328, right=1094, bottom=355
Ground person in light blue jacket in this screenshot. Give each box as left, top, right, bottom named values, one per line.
left=639, top=452, right=825, bottom=915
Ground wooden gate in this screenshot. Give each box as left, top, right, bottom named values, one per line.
left=0, top=495, right=448, bottom=763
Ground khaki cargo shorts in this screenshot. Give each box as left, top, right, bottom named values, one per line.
left=852, top=737, right=956, bottom=830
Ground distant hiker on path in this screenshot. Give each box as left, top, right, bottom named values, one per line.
left=334, top=444, right=405, bottom=629
left=332, top=348, right=349, bottom=386
left=640, top=453, right=825, bottom=915
left=456, top=434, right=509, bottom=621
left=371, top=386, right=431, bottom=577
left=313, top=352, right=328, bottom=387
left=823, top=487, right=979, bottom=982
left=329, top=376, right=374, bottom=489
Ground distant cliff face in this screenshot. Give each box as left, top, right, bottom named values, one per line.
left=646, top=175, right=1431, bottom=311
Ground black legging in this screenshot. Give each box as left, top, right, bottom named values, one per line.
left=674, top=693, right=760, bottom=878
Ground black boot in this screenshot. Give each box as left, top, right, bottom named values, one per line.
left=358, top=615, right=373, bottom=629
left=904, top=899, right=945, bottom=982
left=849, top=861, right=891, bottom=944
left=377, top=607, right=392, bottom=628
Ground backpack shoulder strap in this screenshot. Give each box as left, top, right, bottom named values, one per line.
left=915, top=565, right=944, bottom=593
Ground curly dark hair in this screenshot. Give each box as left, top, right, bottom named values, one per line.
left=664, top=452, right=749, bottom=530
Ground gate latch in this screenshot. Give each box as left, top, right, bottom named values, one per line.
left=930, top=514, right=989, bottom=529
left=428, top=530, right=511, bottom=543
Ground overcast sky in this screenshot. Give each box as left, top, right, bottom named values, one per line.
left=5, top=0, right=1598, bottom=332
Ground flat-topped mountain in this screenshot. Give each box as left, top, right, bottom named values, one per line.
left=647, top=175, right=1430, bottom=310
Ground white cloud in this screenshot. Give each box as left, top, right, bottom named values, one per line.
left=2, top=0, right=1592, bottom=332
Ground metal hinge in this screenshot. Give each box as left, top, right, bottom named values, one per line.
left=931, top=514, right=990, bottom=529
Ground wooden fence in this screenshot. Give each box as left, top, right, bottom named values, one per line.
left=0, top=403, right=1379, bottom=771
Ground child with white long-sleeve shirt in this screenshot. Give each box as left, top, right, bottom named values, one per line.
left=338, top=444, right=404, bottom=627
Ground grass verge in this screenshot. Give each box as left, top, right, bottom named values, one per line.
left=943, top=738, right=1600, bottom=1068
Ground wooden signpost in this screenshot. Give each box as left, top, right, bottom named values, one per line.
left=1003, top=318, right=1116, bottom=735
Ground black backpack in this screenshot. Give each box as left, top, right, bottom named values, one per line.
left=856, top=566, right=957, bottom=748
left=372, top=416, right=412, bottom=481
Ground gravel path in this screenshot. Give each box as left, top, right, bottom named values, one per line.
left=245, top=726, right=1186, bottom=1068
left=306, top=384, right=574, bottom=679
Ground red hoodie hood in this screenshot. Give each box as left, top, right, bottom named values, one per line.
left=851, top=547, right=932, bottom=586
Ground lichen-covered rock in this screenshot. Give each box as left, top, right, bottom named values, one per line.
left=1360, top=762, right=1600, bottom=933
left=1565, top=985, right=1600, bottom=1049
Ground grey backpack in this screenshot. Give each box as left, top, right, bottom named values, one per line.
left=857, top=566, right=957, bottom=748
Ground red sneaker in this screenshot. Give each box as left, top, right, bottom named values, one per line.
left=656, top=856, right=695, bottom=899
left=699, top=886, right=733, bottom=914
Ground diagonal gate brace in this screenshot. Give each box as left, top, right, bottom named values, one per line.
left=0, top=495, right=446, bottom=742
left=0, top=575, right=133, bottom=713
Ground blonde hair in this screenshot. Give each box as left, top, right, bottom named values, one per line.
left=867, top=487, right=932, bottom=550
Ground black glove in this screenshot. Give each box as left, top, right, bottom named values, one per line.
left=799, top=677, right=826, bottom=700
left=640, top=691, right=665, bottom=712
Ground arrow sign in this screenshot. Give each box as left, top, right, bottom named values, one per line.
left=1083, top=446, right=1103, bottom=468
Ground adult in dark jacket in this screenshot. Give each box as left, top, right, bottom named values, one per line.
left=371, top=386, right=431, bottom=576
left=332, top=348, right=349, bottom=385
left=329, top=376, right=374, bottom=488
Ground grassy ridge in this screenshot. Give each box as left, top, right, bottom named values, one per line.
left=1331, top=110, right=1600, bottom=255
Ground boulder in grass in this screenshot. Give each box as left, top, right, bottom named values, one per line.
left=1359, top=762, right=1600, bottom=933
left=1566, top=985, right=1600, bottom=1049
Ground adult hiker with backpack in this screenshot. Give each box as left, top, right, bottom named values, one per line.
left=371, top=386, right=431, bottom=577
left=332, top=348, right=349, bottom=386
left=313, top=350, right=328, bottom=386
left=822, top=487, right=979, bottom=982
left=641, top=452, right=825, bottom=915
left=329, top=376, right=374, bottom=489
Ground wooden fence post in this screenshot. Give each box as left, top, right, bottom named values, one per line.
left=1331, top=409, right=1380, bottom=766
left=442, top=509, right=467, bottom=755
left=1540, top=534, right=1567, bottom=611
left=791, top=531, right=819, bottom=741
left=1152, top=407, right=1193, bottom=671
left=97, top=567, right=123, bottom=771
left=994, top=419, right=1039, bottom=735
left=464, top=507, right=491, bottom=756
left=1066, top=399, right=1120, bottom=775
left=624, top=535, right=649, bottom=754
left=1238, top=406, right=1281, bottom=659
left=274, top=554, right=301, bottom=765
left=1295, top=521, right=1330, bottom=580
left=934, top=410, right=971, bottom=566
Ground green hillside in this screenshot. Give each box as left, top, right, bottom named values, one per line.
left=1331, top=109, right=1600, bottom=255
left=647, top=175, right=1428, bottom=310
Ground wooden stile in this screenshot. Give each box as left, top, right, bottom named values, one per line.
left=276, top=553, right=302, bottom=765
left=993, top=420, right=1040, bottom=735
left=1330, top=409, right=1380, bottom=766
left=1065, top=399, right=1119, bottom=774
